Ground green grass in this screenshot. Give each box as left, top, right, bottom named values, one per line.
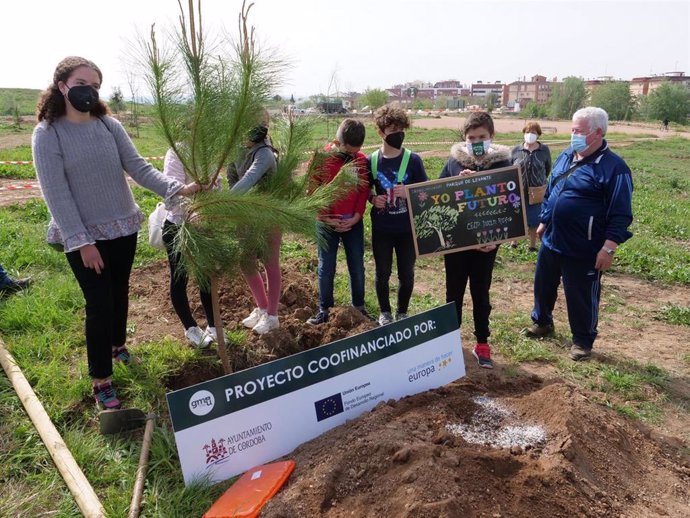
left=655, top=304, right=690, bottom=326
left=1, top=125, right=689, bottom=516
left=0, top=88, right=42, bottom=116
left=557, top=358, right=670, bottom=422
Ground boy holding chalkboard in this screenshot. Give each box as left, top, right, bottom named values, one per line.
left=439, top=112, right=512, bottom=369
left=368, top=105, right=428, bottom=326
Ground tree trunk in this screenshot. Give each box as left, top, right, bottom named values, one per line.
left=434, top=228, right=446, bottom=248
left=210, top=276, right=232, bottom=375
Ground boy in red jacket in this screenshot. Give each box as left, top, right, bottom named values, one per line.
left=307, top=119, right=371, bottom=324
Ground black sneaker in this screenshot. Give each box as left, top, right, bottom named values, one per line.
left=524, top=322, right=555, bottom=338
left=0, top=277, right=31, bottom=297
left=306, top=311, right=329, bottom=325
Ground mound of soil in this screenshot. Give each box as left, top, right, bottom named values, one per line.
left=128, top=259, right=690, bottom=517
left=263, top=380, right=690, bottom=518
left=128, top=257, right=377, bottom=374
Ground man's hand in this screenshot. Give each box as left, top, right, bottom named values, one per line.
left=460, top=169, right=476, bottom=176
left=477, top=244, right=497, bottom=253
left=536, top=223, right=546, bottom=239
left=595, top=240, right=618, bottom=271
left=80, top=244, right=104, bottom=274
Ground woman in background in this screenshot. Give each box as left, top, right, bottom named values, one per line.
left=511, top=121, right=552, bottom=251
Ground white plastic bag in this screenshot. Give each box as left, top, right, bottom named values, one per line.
left=147, top=202, right=168, bottom=249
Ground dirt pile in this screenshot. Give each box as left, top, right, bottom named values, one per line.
left=262, top=380, right=690, bottom=518
left=129, top=257, right=377, bottom=373
left=127, top=259, right=690, bottom=517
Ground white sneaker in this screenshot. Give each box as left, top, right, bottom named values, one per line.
left=252, top=314, right=279, bottom=334
left=242, top=308, right=266, bottom=329
left=185, top=326, right=213, bottom=348
left=378, top=312, right=394, bottom=326
left=205, top=326, right=217, bottom=342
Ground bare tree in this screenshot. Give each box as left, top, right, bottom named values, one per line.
left=125, top=71, right=140, bottom=138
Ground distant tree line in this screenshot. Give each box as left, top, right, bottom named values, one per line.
left=521, top=77, right=690, bottom=125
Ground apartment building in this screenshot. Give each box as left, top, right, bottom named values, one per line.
left=502, top=75, right=552, bottom=108
left=630, top=72, right=690, bottom=96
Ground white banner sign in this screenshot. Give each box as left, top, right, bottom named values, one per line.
left=166, top=303, right=464, bottom=485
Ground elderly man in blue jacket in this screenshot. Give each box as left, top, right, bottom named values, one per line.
left=524, top=107, right=633, bottom=361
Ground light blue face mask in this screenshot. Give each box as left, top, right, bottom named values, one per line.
left=571, top=132, right=591, bottom=152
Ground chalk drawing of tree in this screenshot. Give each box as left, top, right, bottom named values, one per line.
left=414, top=205, right=459, bottom=249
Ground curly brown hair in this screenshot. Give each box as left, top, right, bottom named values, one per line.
left=36, top=56, right=109, bottom=123
left=373, top=105, right=410, bottom=132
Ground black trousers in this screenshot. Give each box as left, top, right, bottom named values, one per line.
left=66, top=233, right=137, bottom=379
left=372, top=229, right=416, bottom=314
left=444, top=247, right=499, bottom=343
left=163, top=220, right=214, bottom=330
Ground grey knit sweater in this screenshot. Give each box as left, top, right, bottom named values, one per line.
left=32, top=116, right=183, bottom=252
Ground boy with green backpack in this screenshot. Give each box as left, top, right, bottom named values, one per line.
left=368, top=105, right=428, bottom=326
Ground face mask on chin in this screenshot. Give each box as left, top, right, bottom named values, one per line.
left=66, top=85, right=99, bottom=113
left=384, top=131, right=405, bottom=150
left=524, top=132, right=538, bottom=144
left=467, top=139, right=491, bottom=157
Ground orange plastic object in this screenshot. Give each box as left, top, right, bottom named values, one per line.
left=203, top=460, right=296, bottom=518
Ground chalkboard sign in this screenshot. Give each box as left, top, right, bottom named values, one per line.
left=406, top=165, right=527, bottom=257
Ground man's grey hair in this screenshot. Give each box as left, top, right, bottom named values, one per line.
left=573, top=107, right=608, bottom=136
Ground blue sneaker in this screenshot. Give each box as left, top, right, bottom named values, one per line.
left=93, top=381, right=121, bottom=409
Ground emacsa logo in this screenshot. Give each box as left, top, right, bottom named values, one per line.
left=189, top=390, right=215, bottom=416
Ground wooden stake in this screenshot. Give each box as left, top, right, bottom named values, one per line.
left=210, top=276, right=232, bottom=375
left=128, top=415, right=155, bottom=518
left=0, top=337, right=106, bottom=518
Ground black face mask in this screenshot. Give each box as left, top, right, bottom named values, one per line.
left=66, top=85, right=99, bottom=113
left=248, top=125, right=268, bottom=143
left=384, top=131, right=405, bottom=150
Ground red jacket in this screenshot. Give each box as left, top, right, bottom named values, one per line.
left=312, top=151, right=369, bottom=218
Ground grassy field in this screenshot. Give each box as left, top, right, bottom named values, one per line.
left=0, top=88, right=42, bottom=117
left=0, top=120, right=688, bottom=517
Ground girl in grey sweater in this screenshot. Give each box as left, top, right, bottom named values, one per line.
left=32, top=56, right=198, bottom=409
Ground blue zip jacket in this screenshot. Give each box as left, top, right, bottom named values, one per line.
left=541, top=140, right=633, bottom=258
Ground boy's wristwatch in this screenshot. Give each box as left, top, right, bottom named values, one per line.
left=602, top=246, right=616, bottom=256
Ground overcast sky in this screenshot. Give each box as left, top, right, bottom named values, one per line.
left=1, top=0, right=688, bottom=98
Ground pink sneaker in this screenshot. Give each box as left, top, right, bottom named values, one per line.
left=93, top=381, right=121, bottom=409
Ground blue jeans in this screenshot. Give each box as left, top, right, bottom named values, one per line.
left=316, top=220, right=365, bottom=312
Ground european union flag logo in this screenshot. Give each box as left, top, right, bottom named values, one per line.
left=314, top=393, right=344, bottom=422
